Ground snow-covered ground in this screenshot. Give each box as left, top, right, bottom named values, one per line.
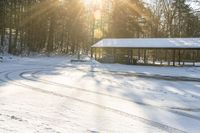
left=0, top=55, right=200, bottom=133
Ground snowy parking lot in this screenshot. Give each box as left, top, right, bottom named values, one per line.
left=0, top=56, right=200, bottom=133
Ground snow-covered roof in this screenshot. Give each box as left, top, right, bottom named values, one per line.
left=92, top=38, right=200, bottom=49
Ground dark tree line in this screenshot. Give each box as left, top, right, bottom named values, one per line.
left=107, top=0, right=200, bottom=38
left=0, top=0, right=200, bottom=55
left=0, top=0, right=88, bottom=55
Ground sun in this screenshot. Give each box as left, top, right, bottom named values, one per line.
left=83, top=0, right=93, bottom=5
left=82, top=0, right=102, bottom=7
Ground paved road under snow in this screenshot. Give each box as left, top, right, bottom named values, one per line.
left=0, top=56, right=200, bottom=133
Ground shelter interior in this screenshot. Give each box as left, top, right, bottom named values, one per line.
left=91, top=47, right=200, bottom=66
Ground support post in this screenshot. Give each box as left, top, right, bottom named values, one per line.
left=153, top=49, right=156, bottom=64
left=99, top=48, right=101, bottom=60
left=193, top=50, right=196, bottom=66
left=95, top=48, right=97, bottom=60
left=182, top=50, right=185, bottom=66
left=173, top=49, right=176, bottom=66
left=178, top=49, right=181, bottom=66
left=155, top=49, right=158, bottom=65
left=160, top=49, right=163, bottom=65
left=131, top=49, right=133, bottom=64
left=138, top=49, right=140, bottom=61
left=144, top=49, right=147, bottom=64
left=98, top=48, right=101, bottom=59
left=165, top=49, right=167, bottom=65
left=168, top=50, right=170, bottom=66
left=91, top=48, right=93, bottom=58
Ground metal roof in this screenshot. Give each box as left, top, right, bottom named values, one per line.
left=92, top=38, right=200, bottom=49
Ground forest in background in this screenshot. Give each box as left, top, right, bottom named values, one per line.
left=0, top=0, right=200, bottom=55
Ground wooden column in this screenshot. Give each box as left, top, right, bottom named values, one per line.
left=113, top=48, right=116, bottom=63
left=144, top=49, right=147, bottom=64
left=165, top=49, right=167, bottom=65
left=94, top=48, right=97, bottom=60
left=160, top=49, right=163, bottom=65
left=153, top=49, right=156, bottom=64
left=178, top=49, right=181, bottom=66
left=99, top=48, right=102, bottom=58
left=129, top=49, right=133, bottom=64
left=167, top=50, right=170, bottom=66
left=91, top=48, right=93, bottom=58
left=99, top=48, right=101, bottom=59
left=97, top=48, right=99, bottom=60
left=193, top=50, right=196, bottom=66
left=155, top=49, right=158, bottom=65
left=197, top=50, right=199, bottom=62
left=182, top=50, right=185, bottom=66
left=173, top=49, right=176, bottom=66
left=138, top=49, right=141, bottom=61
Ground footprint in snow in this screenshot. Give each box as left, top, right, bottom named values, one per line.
left=88, top=130, right=107, bottom=133
left=10, top=115, right=23, bottom=122
left=88, top=130, right=99, bottom=133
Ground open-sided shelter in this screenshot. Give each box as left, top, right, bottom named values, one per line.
left=91, top=38, right=200, bottom=66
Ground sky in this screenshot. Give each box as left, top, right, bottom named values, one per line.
left=143, top=0, right=200, bottom=11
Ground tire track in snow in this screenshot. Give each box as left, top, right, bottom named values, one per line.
left=21, top=71, right=156, bottom=106
left=19, top=70, right=200, bottom=121
left=1, top=69, right=200, bottom=121
left=74, top=67, right=200, bottom=82
left=99, top=74, right=200, bottom=102
left=29, top=70, right=200, bottom=112
left=1, top=70, right=185, bottom=133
